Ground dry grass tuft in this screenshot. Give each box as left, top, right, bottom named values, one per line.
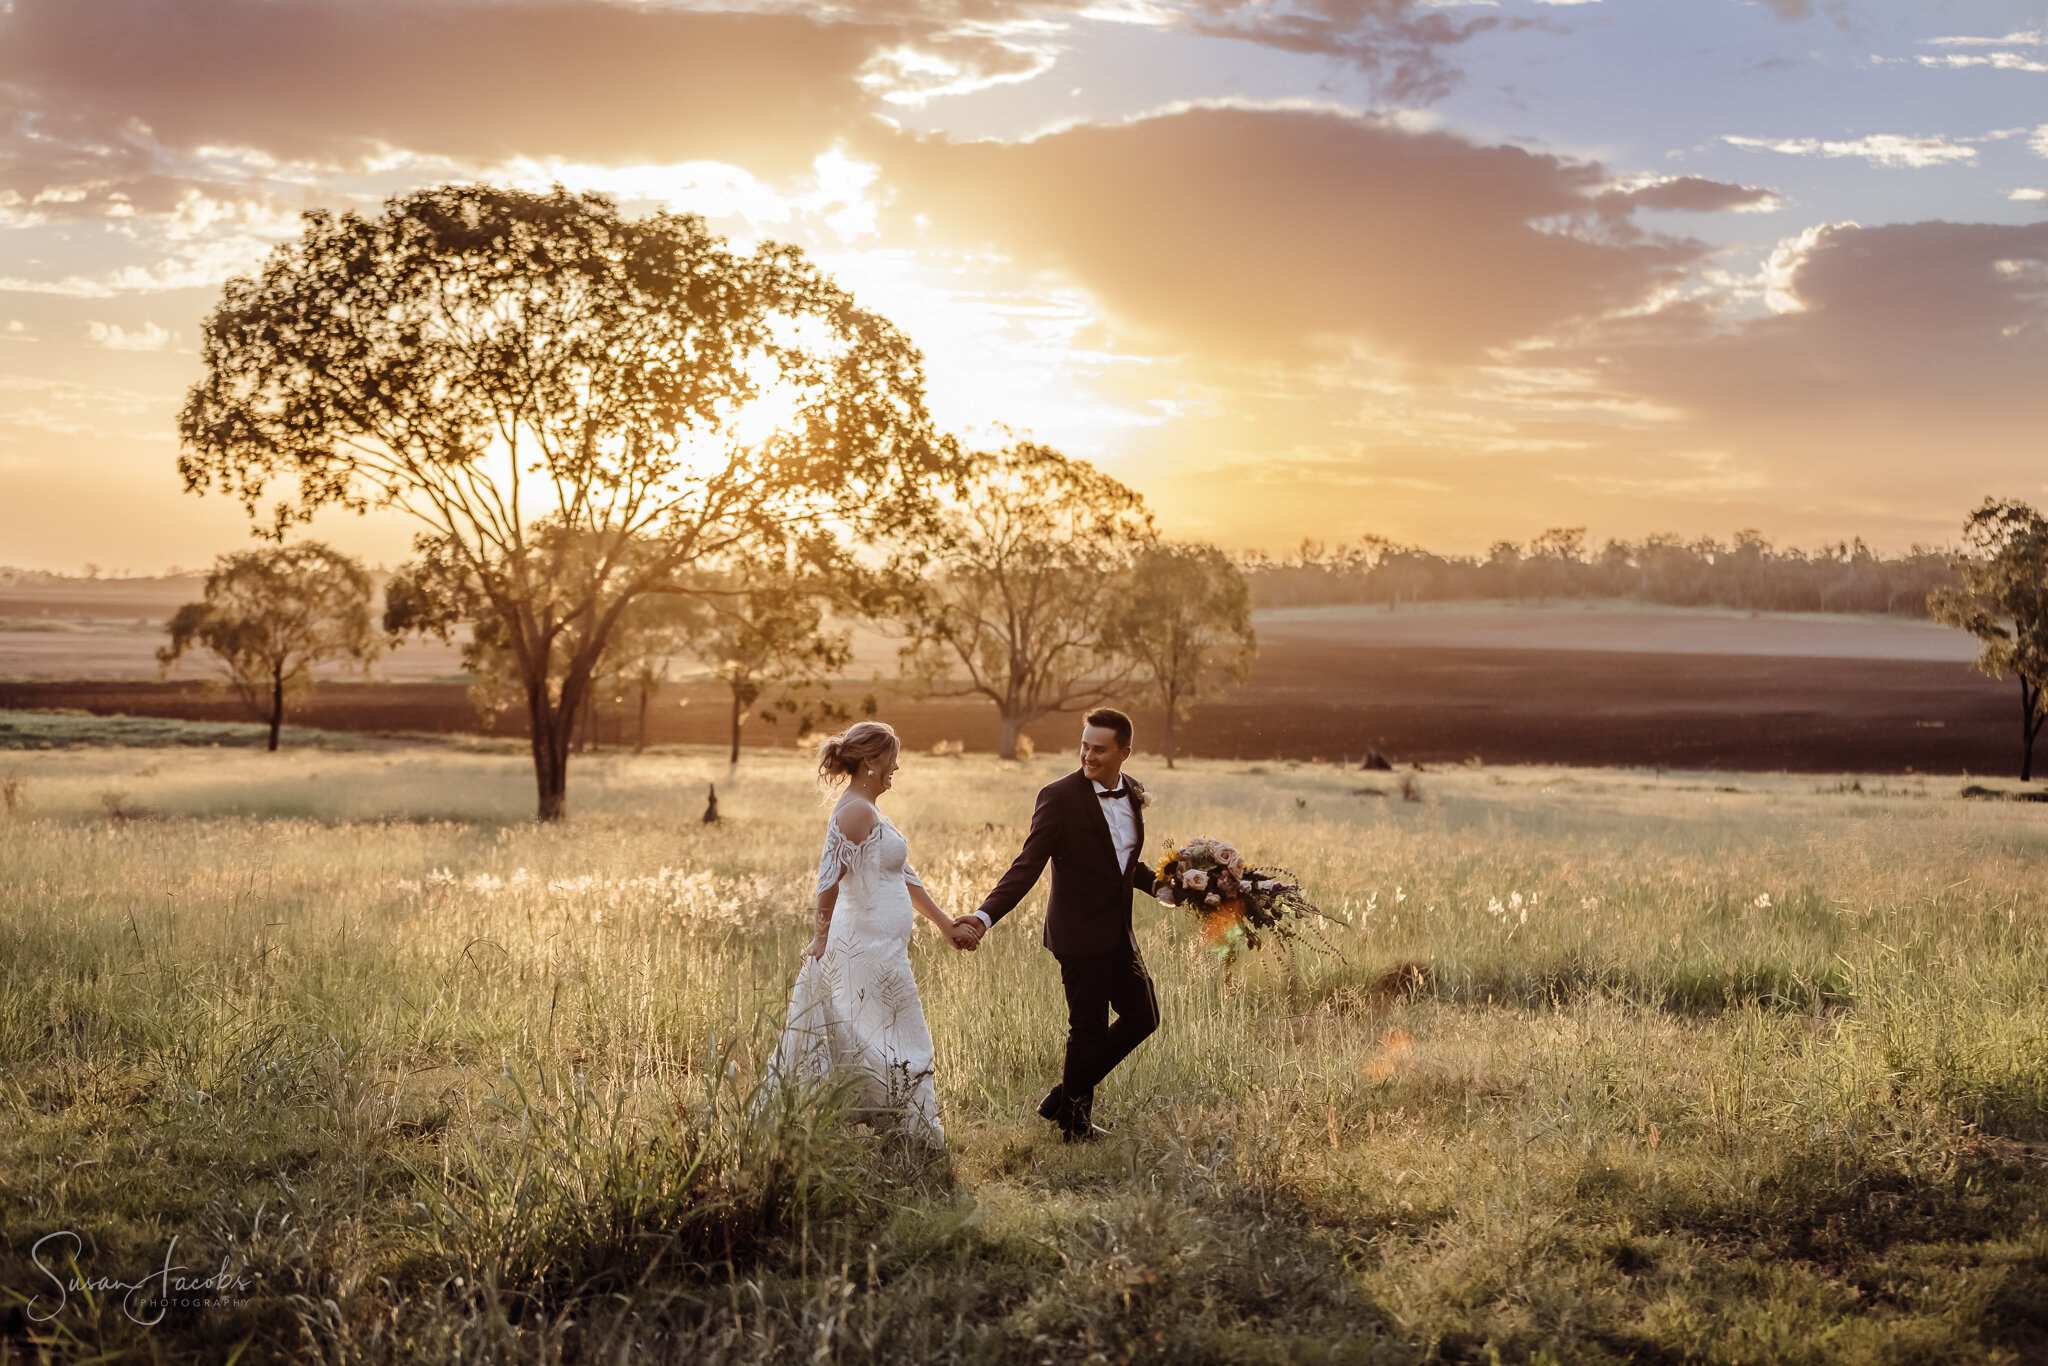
left=4, top=741, right=2048, bottom=1362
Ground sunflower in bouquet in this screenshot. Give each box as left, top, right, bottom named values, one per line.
left=1155, top=836, right=1343, bottom=969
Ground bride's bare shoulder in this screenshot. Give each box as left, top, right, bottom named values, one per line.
left=829, top=799, right=880, bottom=843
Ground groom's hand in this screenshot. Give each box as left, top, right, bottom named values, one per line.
left=950, top=916, right=985, bottom=950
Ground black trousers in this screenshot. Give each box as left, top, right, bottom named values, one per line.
left=1056, top=946, right=1160, bottom=1114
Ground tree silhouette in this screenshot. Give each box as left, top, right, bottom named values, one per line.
left=180, top=185, right=948, bottom=819
left=604, top=594, right=704, bottom=755
left=1105, top=543, right=1257, bottom=767
left=690, top=538, right=856, bottom=767
left=894, top=442, right=1154, bottom=759
left=1243, top=531, right=1957, bottom=615
left=1930, top=499, right=2048, bottom=781
left=157, top=542, right=377, bottom=751
left=386, top=532, right=705, bottom=754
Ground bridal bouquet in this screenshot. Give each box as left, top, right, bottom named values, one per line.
left=1155, top=836, right=1340, bottom=967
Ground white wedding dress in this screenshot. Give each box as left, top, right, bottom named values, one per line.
left=762, top=807, right=944, bottom=1143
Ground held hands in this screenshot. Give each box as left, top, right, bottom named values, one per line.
left=947, top=915, right=985, bottom=951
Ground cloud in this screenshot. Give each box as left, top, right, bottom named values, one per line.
left=872, top=105, right=1751, bottom=364
left=1577, top=220, right=2048, bottom=438
left=1925, top=28, right=2048, bottom=47
left=1754, top=0, right=1852, bottom=25
left=1176, top=1, right=1518, bottom=102
left=1919, top=28, right=2048, bottom=71
left=85, top=321, right=172, bottom=351
left=0, top=0, right=1526, bottom=228
left=1918, top=53, right=2048, bottom=74
left=0, top=0, right=893, bottom=213
left=0, top=373, right=160, bottom=413
left=1603, top=176, right=1778, bottom=214
left=1723, top=132, right=1982, bottom=169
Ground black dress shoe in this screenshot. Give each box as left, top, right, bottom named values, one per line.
left=1037, top=1086, right=1070, bottom=1123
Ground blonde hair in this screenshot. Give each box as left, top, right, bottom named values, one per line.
left=815, top=721, right=900, bottom=787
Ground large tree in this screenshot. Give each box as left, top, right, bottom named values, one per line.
left=384, top=529, right=707, bottom=754
left=1930, top=498, right=2048, bottom=781
left=180, top=185, right=948, bottom=818
left=1104, top=543, right=1257, bottom=767
left=894, top=442, right=1155, bottom=759
left=157, top=541, right=377, bottom=751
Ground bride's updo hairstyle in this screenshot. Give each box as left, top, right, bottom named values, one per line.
left=816, top=720, right=901, bottom=788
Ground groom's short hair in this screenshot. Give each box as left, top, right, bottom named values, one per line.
left=1083, top=707, right=1133, bottom=750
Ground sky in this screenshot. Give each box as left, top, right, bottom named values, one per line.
left=0, top=0, right=2044, bottom=572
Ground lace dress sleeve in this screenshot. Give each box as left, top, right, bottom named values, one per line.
left=815, top=823, right=853, bottom=898
left=815, top=818, right=884, bottom=897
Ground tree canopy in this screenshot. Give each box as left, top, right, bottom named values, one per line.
left=1929, top=498, right=2048, bottom=781
left=894, top=442, right=1155, bottom=759
left=157, top=541, right=377, bottom=751
left=688, top=535, right=857, bottom=767
left=180, top=184, right=952, bottom=817
left=1106, top=543, right=1257, bottom=767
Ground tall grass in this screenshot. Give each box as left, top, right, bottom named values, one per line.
left=3, top=742, right=2048, bottom=1362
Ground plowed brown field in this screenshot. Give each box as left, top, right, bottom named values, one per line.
left=0, top=640, right=2022, bottom=775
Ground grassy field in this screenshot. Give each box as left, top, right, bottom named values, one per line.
left=5, top=729, right=2048, bottom=1363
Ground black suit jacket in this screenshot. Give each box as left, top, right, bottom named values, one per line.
left=975, top=769, right=1163, bottom=959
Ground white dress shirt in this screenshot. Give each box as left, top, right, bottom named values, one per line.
left=1093, top=777, right=1138, bottom=875
left=971, top=776, right=1140, bottom=930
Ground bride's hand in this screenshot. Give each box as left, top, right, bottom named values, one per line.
left=802, top=932, right=829, bottom=959
left=946, top=917, right=983, bottom=951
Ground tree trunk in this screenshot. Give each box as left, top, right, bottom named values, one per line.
left=2023, top=677, right=2043, bottom=783
left=636, top=680, right=651, bottom=756
left=267, top=661, right=284, bottom=752
left=997, top=711, right=1024, bottom=761
left=1163, top=696, right=1178, bottom=769
left=531, top=693, right=572, bottom=822
left=729, top=689, right=744, bottom=767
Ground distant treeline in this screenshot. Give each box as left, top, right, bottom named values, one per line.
left=7, top=532, right=1964, bottom=620
left=1241, top=530, right=1958, bottom=617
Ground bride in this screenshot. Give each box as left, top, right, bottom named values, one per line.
left=762, top=721, right=974, bottom=1143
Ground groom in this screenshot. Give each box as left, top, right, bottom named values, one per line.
left=955, top=707, right=1175, bottom=1142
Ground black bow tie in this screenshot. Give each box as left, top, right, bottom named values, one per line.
left=1097, top=787, right=1127, bottom=799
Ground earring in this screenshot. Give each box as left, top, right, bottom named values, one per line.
left=866, top=768, right=876, bottom=775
